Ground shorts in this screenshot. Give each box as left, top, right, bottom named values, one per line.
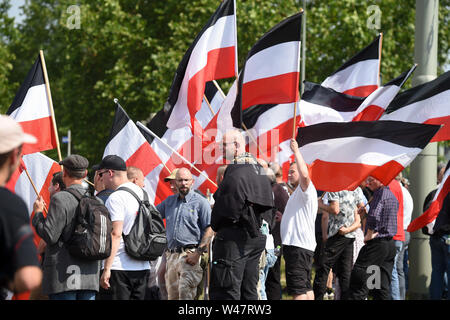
left=283, top=245, right=314, bottom=296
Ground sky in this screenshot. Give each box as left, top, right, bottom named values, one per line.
left=8, top=0, right=25, bottom=25
left=6, top=0, right=448, bottom=71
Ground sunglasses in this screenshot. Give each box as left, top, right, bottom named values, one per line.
left=98, top=170, right=112, bottom=177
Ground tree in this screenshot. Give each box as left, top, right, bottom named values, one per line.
left=0, top=0, right=448, bottom=165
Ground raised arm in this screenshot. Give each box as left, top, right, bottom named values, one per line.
left=290, top=138, right=311, bottom=192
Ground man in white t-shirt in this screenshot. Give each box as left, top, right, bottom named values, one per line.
left=98, top=155, right=150, bottom=300
left=280, top=138, right=318, bottom=300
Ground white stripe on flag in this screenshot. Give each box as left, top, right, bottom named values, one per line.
left=103, top=120, right=147, bottom=160
left=9, top=84, right=50, bottom=121
left=322, top=59, right=379, bottom=93
left=299, top=136, right=422, bottom=167
left=243, top=41, right=300, bottom=84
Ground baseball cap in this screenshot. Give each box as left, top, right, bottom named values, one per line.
left=93, top=155, right=127, bottom=171
left=0, top=115, right=37, bottom=153
left=164, top=168, right=179, bottom=182
left=59, top=154, right=89, bottom=172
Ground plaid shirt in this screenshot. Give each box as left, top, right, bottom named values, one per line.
left=366, top=186, right=398, bottom=238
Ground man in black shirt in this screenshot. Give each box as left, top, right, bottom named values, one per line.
left=209, top=129, right=274, bottom=300
left=0, top=115, right=42, bottom=297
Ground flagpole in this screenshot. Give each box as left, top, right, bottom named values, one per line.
left=136, top=122, right=218, bottom=188
left=203, top=94, right=215, bottom=117
left=212, top=80, right=226, bottom=98
left=378, top=33, right=383, bottom=87
left=293, top=9, right=304, bottom=139
left=39, top=50, right=62, bottom=162
left=24, top=168, right=48, bottom=214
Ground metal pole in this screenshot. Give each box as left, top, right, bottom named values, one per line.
left=67, top=129, right=71, bottom=156
left=408, top=0, right=439, bottom=300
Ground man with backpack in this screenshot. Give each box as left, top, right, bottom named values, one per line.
left=98, top=155, right=152, bottom=300
left=32, top=154, right=101, bottom=300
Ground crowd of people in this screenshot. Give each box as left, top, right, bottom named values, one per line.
left=1, top=114, right=449, bottom=301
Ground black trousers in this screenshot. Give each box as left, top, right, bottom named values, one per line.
left=313, top=234, right=354, bottom=300
left=345, top=237, right=396, bottom=300
left=265, top=254, right=282, bottom=300
left=209, top=226, right=266, bottom=300
left=98, top=269, right=149, bottom=300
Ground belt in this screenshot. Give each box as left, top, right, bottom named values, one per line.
left=167, top=245, right=198, bottom=253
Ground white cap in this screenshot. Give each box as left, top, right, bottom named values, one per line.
left=0, top=115, right=37, bottom=153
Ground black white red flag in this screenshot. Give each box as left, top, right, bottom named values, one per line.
left=164, top=0, right=237, bottom=133
left=7, top=55, right=57, bottom=154
left=103, top=101, right=167, bottom=204
left=300, top=65, right=416, bottom=125
left=232, top=12, right=302, bottom=128
left=381, top=71, right=450, bottom=142
left=407, top=164, right=449, bottom=233
left=296, top=120, right=440, bottom=192
left=321, top=34, right=382, bottom=98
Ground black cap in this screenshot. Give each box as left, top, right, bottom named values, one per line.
left=94, top=155, right=127, bottom=171
left=59, top=155, right=89, bottom=172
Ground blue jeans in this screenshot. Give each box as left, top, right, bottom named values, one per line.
left=390, top=240, right=404, bottom=300
left=259, top=249, right=277, bottom=300
left=429, top=236, right=450, bottom=300
left=49, top=290, right=96, bottom=300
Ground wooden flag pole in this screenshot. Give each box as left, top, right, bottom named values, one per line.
left=378, top=32, right=383, bottom=88
left=24, top=168, right=48, bottom=214
left=292, top=8, right=304, bottom=139
left=39, top=50, right=62, bottom=162
left=136, top=122, right=218, bottom=188
left=212, top=80, right=226, bottom=98
left=203, top=94, right=216, bottom=117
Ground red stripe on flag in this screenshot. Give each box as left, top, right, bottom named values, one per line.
left=29, top=161, right=61, bottom=247
left=242, top=72, right=299, bottom=110
left=187, top=46, right=236, bottom=119
left=343, top=85, right=378, bottom=98
left=126, top=142, right=162, bottom=177
left=407, top=176, right=450, bottom=232
left=425, top=115, right=450, bottom=142
left=308, top=159, right=404, bottom=192
left=352, top=105, right=385, bottom=121
left=19, top=116, right=57, bottom=154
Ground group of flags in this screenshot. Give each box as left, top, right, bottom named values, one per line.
left=3, top=0, right=450, bottom=299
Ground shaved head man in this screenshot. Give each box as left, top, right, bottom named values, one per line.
left=175, top=168, right=194, bottom=197
left=127, top=166, right=145, bottom=188
left=222, top=129, right=246, bottom=162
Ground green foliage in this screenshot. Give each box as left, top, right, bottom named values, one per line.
left=0, top=0, right=448, bottom=165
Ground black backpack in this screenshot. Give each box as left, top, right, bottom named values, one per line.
left=117, top=187, right=167, bottom=261
left=65, top=188, right=112, bottom=260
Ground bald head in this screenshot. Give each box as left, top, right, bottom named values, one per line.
left=127, top=166, right=145, bottom=188
left=222, top=129, right=246, bottom=161
left=175, top=167, right=194, bottom=197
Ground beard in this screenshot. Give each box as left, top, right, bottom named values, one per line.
left=178, top=186, right=191, bottom=197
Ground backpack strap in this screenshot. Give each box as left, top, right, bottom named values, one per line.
left=116, top=186, right=143, bottom=204
left=65, top=188, right=84, bottom=202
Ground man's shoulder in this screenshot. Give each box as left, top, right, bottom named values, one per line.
left=0, top=187, right=28, bottom=219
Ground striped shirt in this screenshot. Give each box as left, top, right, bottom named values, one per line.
left=366, top=186, right=398, bottom=238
